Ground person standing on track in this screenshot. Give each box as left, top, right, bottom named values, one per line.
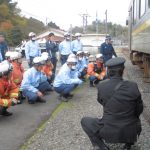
left=81, top=57, right=143, bottom=150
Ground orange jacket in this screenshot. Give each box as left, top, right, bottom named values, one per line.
left=0, top=78, right=19, bottom=107
left=87, top=62, right=106, bottom=80
left=11, top=62, right=24, bottom=86
left=42, top=64, right=53, bottom=77
left=87, top=63, right=96, bottom=76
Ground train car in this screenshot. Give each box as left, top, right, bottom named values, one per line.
left=127, top=0, right=150, bottom=79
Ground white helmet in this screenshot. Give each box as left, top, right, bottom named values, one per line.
left=68, top=53, right=76, bottom=59
left=96, top=54, right=103, bottom=59
left=64, top=32, right=70, bottom=37
left=84, top=51, right=90, bottom=54
left=10, top=52, right=22, bottom=60
left=88, top=55, right=95, bottom=62
left=5, top=51, right=12, bottom=57
left=28, top=32, right=36, bottom=37
left=76, top=51, right=83, bottom=55
left=0, top=61, right=13, bottom=75
left=41, top=52, right=49, bottom=57
left=67, top=57, right=77, bottom=63
left=41, top=55, right=51, bottom=61
left=75, top=33, right=81, bottom=37
left=33, top=56, right=45, bottom=65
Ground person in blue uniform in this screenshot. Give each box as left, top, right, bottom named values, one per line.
left=25, top=32, right=41, bottom=67
left=81, top=57, right=143, bottom=150
left=21, top=57, right=53, bottom=104
left=53, top=56, right=83, bottom=102
left=0, top=33, right=8, bottom=62
left=100, top=36, right=117, bottom=64
left=59, top=33, right=72, bottom=65
left=71, top=33, right=83, bottom=55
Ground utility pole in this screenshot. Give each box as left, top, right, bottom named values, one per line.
left=79, top=13, right=90, bottom=34
left=105, top=10, right=108, bottom=35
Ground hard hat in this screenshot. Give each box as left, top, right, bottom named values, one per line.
left=75, top=33, right=81, bottom=37
left=84, top=51, right=90, bottom=54
left=33, top=57, right=45, bottom=65
left=0, top=61, right=13, bottom=74
left=88, top=55, right=95, bottom=62
left=67, top=57, right=77, bottom=63
left=41, top=52, right=49, bottom=57
left=41, top=55, right=51, bottom=61
left=68, top=53, right=76, bottom=59
left=96, top=54, right=103, bottom=59
left=10, top=52, right=22, bottom=60
left=76, top=51, right=83, bottom=55
left=5, top=51, right=12, bottom=57
left=28, top=32, right=36, bottom=37
left=64, top=32, right=70, bottom=37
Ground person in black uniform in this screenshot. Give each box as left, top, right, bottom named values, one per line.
left=81, top=57, right=143, bottom=150
left=100, top=36, right=117, bottom=64
left=46, top=32, right=58, bottom=75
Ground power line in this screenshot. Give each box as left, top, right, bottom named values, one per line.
left=79, top=13, right=90, bottom=34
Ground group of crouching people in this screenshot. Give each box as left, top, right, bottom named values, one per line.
left=0, top=50, right=106, bottom=116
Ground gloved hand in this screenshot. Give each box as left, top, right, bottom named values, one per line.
left=95, top=73, right=99, bottom=77
left=11, top=98, right=18, bottom=106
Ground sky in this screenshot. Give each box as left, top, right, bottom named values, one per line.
left=13, top=0, right=131, bottom=30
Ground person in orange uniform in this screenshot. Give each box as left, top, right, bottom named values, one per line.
left=10, top=52, right=25, bottom=103
left=10, top=52, right=24, bottom=87
left=87, top=54, right=106, bottom=87
left=0, top=61, right=18, bottom=116
left=41, top=52, right=54, bottom=85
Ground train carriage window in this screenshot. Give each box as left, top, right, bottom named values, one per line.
left=139, top=0, right=146, bottom=17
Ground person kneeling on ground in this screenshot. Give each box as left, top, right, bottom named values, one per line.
left=81, top=57, right=143, bottom=150
left=0, top=61, right=18, bottom=116
left=41, top=52, right=54, bottom=85
left=87, top=54, right=106, bottom=87
left=53, top=57, right=83, bottom=102
left=20, top=56, right=53, bottom=104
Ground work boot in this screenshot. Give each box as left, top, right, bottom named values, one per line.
left=90, top=81, right=94, bottom=87
left=57, top=94, right=68, bottom=102
left=36, top=97, right=46, bottom=103
left=66, top=93, right=74, bottom=98
left=1, top=108, right=12, bottom=116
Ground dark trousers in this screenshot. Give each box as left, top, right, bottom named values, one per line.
left=54, top=84, right=78, bottom=95
left=28, top=56, right=34, bottom=68
left=22, top=81, right=52, bottom=102
left=51, top=57, right=57, bottom=75
left=81, top=117, right=104, bottom=147
left=60, top=54, right=69, bottom=65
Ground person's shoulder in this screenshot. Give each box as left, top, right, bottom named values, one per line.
left=123, top=80, right=138, bottom=87
left=97, top=79, right=110, bottom=88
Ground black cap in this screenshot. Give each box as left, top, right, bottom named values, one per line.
left=48, top=32, right=54, bottom=37
left=106, top=57, right=126, bottom=69
left=105, top=35, right=111, bottom=40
